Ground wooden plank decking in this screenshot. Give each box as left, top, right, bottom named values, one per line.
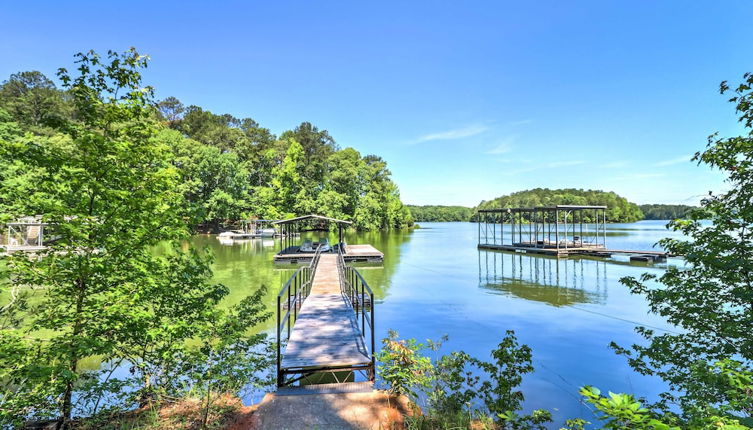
left=280, top=254, right=371, bottom=373
left=478, top=243, right=671, bottom=259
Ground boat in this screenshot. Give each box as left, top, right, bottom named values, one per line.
left=260, top=227, right=277, bottom=237
left=218, top=230, right=258, bottom=240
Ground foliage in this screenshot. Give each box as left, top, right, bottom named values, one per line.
left=570, top=386, right=678, bottom=430
left=616, top=73, right=753, bottom=416
left=638, top=204, right=696, bottom=220
left=376, top=329, right=435, bottom=399
left=0, top=66, right=412, bottom=231
left=564, top=361, right=753, bottom=430
left=0, top=70, right=69, bottom=130
left=408, top=205, right=474, bottom=222
left=476, top=188, right=644, bottom=222
left=380, top=330, right=551, bottom=429
left=178, top=288, right=274, bottom=429
left=0, top=49, right=271, bottom=428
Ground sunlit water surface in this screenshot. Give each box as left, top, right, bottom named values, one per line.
left=199, top=220, right=683, bottom=425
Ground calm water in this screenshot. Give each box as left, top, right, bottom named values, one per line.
left=200, top=220, right=683, bottom=425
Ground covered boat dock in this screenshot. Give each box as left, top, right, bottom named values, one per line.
left=273, top=215, right=383, bottom=263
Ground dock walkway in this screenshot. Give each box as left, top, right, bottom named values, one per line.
left=277, top=252, right=375, bottom=387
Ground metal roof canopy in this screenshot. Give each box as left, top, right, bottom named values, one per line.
left=478, top=205, right=607, bottom=213
left=273, top=214, right=353, bottom=226
left=273, top=215, right=351, bottom=252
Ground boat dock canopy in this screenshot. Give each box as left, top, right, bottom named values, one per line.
left=477, top=205, right=609, bottom=257
left=272, top=215, right=383, bottom=264
left=272, top=214, right=353, bottom=226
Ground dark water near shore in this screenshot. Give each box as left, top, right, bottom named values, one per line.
left=201, top=220, right=683, bottom=425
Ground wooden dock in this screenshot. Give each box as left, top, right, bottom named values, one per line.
left=277, top=251, right=375, bottom=387
left=478, top=243, right=671, bottom=260
left=274, top=244, right=384, bottom=264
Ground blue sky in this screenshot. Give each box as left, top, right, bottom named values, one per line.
left=2, top=1, right=752, bottom=206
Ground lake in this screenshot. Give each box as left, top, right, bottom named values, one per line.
left=199, top=220, right=683, bottom=425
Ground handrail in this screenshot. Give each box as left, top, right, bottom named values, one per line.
left=337, top=246, right=376, bottom=380
left=276, top=244, right=323, bottom=386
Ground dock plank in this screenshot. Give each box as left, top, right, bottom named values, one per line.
left=281, top=255, right=370, bottom=373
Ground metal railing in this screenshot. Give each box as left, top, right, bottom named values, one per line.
left=276, top=245, right=323, bottom=385
left=337, top=246, right=376, bottom=380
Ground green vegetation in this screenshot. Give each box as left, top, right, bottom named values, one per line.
left=377, top=330, right=551, bottom=429
left=380, top=331, right=752, bottom=430
left=0, top=64, right=413, bottom=232
left=615, top=73, right=753, bottom=424
left=411, top=200, right=698, bottom=223
left=0, top=49, right=273, bottom=428
left=638, top=204, right=696, bottom=220
left=477, top=188, right=644, bottom=222
left=407, top=205, right=474, bottom=222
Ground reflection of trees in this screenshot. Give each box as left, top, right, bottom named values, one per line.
left=478, top=250, right=608, bottom=306
left=342, top=229, right=413, bottom=301
left=192, top=235, right=295, bottom=333
left=191, top=230, right=413, bottom=333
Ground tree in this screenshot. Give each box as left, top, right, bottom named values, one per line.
left=476, top=188, right=644, bottom=222
left=616, top=73, right=753, bottom=417
left=0, top=49, right=271, bottom=428
left=280, top=122, right=338, bottom=187
left=638, top=204, right=696, bottom=220
left=326, top=147, right=366, bottom=215
left=407, top=205, right=474, bottom=222
left=156, top=96, right=185, bottom=126
left=0, top=70, right=68, bottom=129
left=164, top=129, right=251, bottom=228
left=269, top=139, right=305, bottom=217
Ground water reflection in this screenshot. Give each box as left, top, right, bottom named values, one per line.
left=478, top=250, right=608, bottom=306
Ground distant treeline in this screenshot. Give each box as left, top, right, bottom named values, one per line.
left=639, top=204, right=695, bottom=220
left=410, top=189, right=696, bottom=223
left=406, top=205, right=474, bottom=222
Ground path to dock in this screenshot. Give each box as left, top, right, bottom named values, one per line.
left=279, top=253, right=371, bottom=380
left=241, top=384, right=411, bottom=430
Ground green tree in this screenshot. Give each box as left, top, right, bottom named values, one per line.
left=280, top=121, right=338, bottom=187
left=0, top=70, right=68, bottom=129
left=270, top=139, right=305, bottom=217
left=476, top=188, right=644, bottom=222
left=0, top=49, right=271, bottom=428
left=407, top=205, right=474, bottom=222
left=156, top=95, right=185, bottom=126
left=639, top=204, right=696, bottom=220
left=616, top=73, right=753, bottom=416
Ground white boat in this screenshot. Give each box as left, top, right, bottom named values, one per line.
left=218, top=230, right=258, bottom=240
left=260, top=228, right=276, bottom=237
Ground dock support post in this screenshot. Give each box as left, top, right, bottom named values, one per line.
left=276, top=295, right=281, bottom=387
left=493, top=213, right=497, bottom=245
left=555, top=209, right=560, bottom=253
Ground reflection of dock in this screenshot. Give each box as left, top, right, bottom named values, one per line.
left=478, top=249, right=608, bottom=306
left=274, top=244, right=383, bottom=264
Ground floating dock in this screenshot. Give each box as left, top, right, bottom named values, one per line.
left=477, top=206, right=671, bottom=260
left=274, top=244, right=384, bottom=264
